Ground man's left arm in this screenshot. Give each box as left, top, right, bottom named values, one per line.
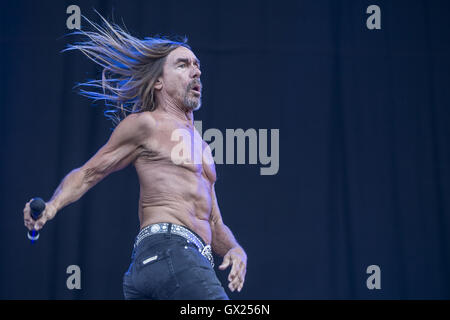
left=210, top=183, right=247, bottom=292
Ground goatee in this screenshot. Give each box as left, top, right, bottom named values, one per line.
left=184, top=80, right=202, bottom=111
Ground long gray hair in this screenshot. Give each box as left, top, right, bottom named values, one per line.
left=63, top=12, right=190, bottom=126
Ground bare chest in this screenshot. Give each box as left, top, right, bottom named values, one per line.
left=138, top=124, right=216, bottom=182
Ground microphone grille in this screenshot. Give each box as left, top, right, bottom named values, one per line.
left=30, top=197, right=46, bottom=212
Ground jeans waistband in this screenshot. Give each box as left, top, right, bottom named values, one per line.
left=134, top=222, right=214, bottom=267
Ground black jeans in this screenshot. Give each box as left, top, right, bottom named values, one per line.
left=123, top=231, right=229, bottom=300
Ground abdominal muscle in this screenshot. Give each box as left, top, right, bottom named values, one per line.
left=134, top=161, right=214, bottom=245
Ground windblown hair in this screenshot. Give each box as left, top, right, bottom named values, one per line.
left=63, top=12, right=190, bottom=126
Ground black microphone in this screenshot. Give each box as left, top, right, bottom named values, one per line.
left=27, top=197, right=46, bottom=242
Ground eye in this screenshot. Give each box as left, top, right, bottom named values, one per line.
left=178, top=63, right=186, bottom=68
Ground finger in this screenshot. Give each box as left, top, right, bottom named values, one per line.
left=239, top=262, right=247, bottom=280
left=23, top=199, right=34, bottom=217
left=229, top=274, right=242, bottom=292
left=228, top=267, right=243, bottom=289
left=24, top=209, right=32, bottom=229
left=25, top=198, right=34, bottom=207
left=219, top=254, right=231, bottom=270
left=35, top=220, right=46, bottom=231
left=230, top=275, right=241, bottom=290
left=34, top=216, right=48, bottom=231
left=228, top=281, right=237, bottom=292
left=24, top=221, right=34, bottom=231
left=26, top=218, right=37, bottom=231
left=228, top=258, right=240, bottom=281
left=23, top=203, right=31, bottom=218
left=239, top=267, right=246, bottom=284
left=233, top=264, right=246, bottom=292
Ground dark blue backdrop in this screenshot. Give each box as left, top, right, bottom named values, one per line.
left=1, top=0, right=449, bottom=299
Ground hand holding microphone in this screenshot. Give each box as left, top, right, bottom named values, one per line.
left=23, top=197, right=57, bottom=242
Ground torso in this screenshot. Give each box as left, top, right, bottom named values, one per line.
left=132, top=111, right=216, bottom=244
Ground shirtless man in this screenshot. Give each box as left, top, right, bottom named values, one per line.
left=23, top=18, right=247, bottom=299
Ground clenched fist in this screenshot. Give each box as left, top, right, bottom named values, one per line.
left=23, top=199, right=57, bottom=231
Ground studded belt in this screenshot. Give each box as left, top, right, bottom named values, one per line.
left=134, top=222, right=214, bottom=267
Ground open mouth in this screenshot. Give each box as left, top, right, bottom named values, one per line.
left=190, top=83, right=201, bottom=94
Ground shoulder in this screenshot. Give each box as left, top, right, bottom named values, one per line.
left=118, top=112, right=156, bottom=133
left=122, top=111, right=156, bottom=128
left=110, top=111, right=156, bottom=143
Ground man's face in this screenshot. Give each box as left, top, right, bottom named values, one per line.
left=159, top=46, right=202, bottom=111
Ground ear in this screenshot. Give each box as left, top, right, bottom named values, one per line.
left=154, top=78, right=163, bottom=91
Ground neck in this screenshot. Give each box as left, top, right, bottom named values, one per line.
left=155, top=93, right=194, bottom=125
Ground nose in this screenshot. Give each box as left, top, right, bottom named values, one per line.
left=192, top=66, right=201, bottom=79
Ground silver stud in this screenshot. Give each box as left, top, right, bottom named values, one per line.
left=150, top=225, right=160, bottom=233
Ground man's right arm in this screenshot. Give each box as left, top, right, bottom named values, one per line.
left=23, top=112, right=153, bottom=231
